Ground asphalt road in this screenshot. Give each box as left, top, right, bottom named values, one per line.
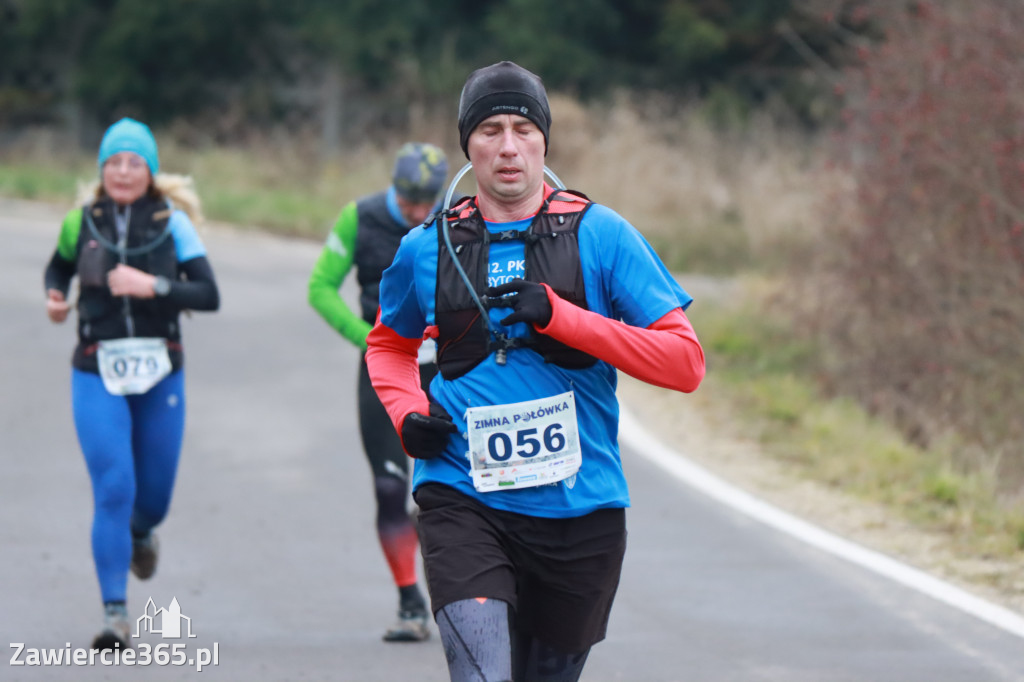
left=3, top=198, right=1023, bottom=681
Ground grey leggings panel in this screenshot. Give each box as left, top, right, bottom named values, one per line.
left=436, top=599, right=590, bottom=682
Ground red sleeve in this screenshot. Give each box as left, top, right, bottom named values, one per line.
left=535, top=284, right=705, bottom=393
left=365, top=314, right=430, bottom=435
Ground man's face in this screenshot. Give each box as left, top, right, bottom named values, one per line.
left=467, top=114, right=545, bottom=211
left=395, top=194, right=435, bottom=227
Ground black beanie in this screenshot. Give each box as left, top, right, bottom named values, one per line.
left=457, top=61, right=551, bottom=157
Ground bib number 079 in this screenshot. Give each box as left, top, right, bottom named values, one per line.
left=488, top=423, right=566, bottom=462
left=111, top=354, right=161, bottom=378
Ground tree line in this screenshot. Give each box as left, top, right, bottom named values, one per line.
left=0, top=0, right=866, bottom=142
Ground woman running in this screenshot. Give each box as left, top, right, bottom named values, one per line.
left=43, top=118, right=220, bottom=650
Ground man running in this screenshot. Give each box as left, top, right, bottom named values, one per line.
left=308, top=143, right=448, bottom=642
left=366, top=62, right=705, bottom=680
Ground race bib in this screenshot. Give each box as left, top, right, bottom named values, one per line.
left=96, top=338, right=172, bottom=396
left=466, top=391, right=582, bottom=492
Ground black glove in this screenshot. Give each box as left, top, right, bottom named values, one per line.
left=487, top=279, right=553, bottom=327
left=400, top=401, right=458, bottom=459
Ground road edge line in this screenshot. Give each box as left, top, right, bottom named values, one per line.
left=618, top=404, right=1024, bottom=640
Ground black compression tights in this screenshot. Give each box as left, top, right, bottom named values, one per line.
left=436, top=599, right=590, bottom=682
left=374, top=475, right=411, bottom=530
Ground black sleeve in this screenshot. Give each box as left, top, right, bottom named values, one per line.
left=44, top=249, right=76, bottom=295
left=167, top=255, right=220, bottom=311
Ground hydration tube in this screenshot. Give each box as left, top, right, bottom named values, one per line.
left=439, top=163, right=565, bottom=365
left=83, top=198, right=176, bottom=258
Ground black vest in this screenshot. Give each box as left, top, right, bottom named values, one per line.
left=73, top=195, right=181, bottom=370
left=434, top=189, right=599, bottom=380
left=354, top=193, right=410, bottom=324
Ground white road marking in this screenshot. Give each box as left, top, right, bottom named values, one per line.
left=618, top=404, right=1024, bottom=640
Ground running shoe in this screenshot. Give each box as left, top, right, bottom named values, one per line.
left=91, top=605, right=131, bottom=651
left=383, top=609, right=430, bottom=642
left=130, top=532, right=159, bottom=580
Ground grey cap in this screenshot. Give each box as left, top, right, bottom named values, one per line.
left=392, top=142, right=448, bottom=202
left=457, top=61, right=551, bottom=157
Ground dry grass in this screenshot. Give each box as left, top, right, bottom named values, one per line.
left=547, top=93, right=829, bottom=272
left=2, top=98, right=830, bottom=268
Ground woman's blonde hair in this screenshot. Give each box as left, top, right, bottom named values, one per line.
left=76, top=173, right=204, bottom=224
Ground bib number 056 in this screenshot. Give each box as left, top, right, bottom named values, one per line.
left=466, top=391, right=582, bottom=492
left=487, top=423, right=566, bottom=461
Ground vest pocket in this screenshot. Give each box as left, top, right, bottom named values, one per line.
left=437, top=308, right=490, bottom=380
left=78, top=239, right=116, bottom=288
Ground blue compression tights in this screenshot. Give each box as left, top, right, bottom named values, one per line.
left=71, top=369, right=185, bottom=603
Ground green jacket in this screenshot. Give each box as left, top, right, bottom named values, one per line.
left=308, top=192, right=410, bottom=350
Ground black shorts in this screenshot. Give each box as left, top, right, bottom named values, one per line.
left=413, top=483, right=627, bottom=654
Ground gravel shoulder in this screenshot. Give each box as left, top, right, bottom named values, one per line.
left=617, top=373, right=1024, bottom=618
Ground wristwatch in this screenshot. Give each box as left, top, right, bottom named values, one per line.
left=152, top=275, right=172, bottom=297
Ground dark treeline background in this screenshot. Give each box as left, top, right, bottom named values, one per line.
left=0, top=0, right=866, bottom=147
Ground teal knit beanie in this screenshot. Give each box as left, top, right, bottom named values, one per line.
left=98, top=118, right=160, bottom=176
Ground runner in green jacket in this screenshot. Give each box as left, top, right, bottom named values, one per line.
left=307, top=143, right=448, bottom=641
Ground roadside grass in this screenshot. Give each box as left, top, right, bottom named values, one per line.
left=0, top=161, right=89, bottom=204
left=3, top=101, right=823, bottom=268
left=0, top=134, right=389, bottom=239
left=688, top=277, right=1024, bottom=562
left=546, top=95, right=823, bottom=275
left=161, top=139, right=389, bottom=238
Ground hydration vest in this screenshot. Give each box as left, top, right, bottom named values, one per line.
left=74, top=195, right=180, bottom=352
left=434, top=188, right=599, bottom=380
left=353, top=192, right=411, bottom=324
